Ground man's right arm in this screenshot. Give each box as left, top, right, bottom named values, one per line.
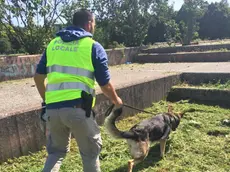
left=100, top=81, right=123, bottom=105
left=92, top=42, right=122, bottom=106
left=34, top=50, right=47, bottom=102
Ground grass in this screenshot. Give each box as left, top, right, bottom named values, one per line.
left=0, top=100, right=230, bottom=172
left=189, top=48, right=230, bottom=53
left=205, top=48, right=230, bottom=52
left=180, top=80, right=230, bottom=90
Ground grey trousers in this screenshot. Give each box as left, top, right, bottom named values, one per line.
left=42, top=107, right=102, bottom=172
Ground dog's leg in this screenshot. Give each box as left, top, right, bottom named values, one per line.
left=160, top=139, right=167, bottom=158
left=128, top=159, right=134, bottom=172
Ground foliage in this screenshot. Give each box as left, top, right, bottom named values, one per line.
left=93, top=0, right=153, bottom=48
left=164, top=20, right=181, bottom=46
left=0, top=0, right=74, bottom=54
left=1, top=0, right=230, bottom=54
left=199, top=0, right=230, bottom=40
left=180, top=79, right=230, bottom=90
left=93, top=26, right=108, bottom=47
left=107, top=41, right=125, bottom=49
left=0, top=38, right=11, bottom=54
left=144, top=0, right=180, bottom=44
left=176, top=0, right=208, bottom=45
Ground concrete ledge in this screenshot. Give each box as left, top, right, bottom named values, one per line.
left=0, top=46, right=147, bottom=82
left=181, top=73, right=230, bottom=85
left=0, top=74, right=180, bottom=162
left=0, top=55, right=40, bottom=82
left=106, top=46, right=147, bottom=66
left=135, top=51, right=230, bottom=63
left=167, top=87, right=230, bottom=107
left=0, top=108, right=46, bottom=162
left=142, top=43, right=230, bottom=54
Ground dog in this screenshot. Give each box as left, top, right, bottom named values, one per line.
left=105, top=105, right=195, bottom=172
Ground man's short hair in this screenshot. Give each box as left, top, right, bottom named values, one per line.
left=72, top=9, right=93, bottom=28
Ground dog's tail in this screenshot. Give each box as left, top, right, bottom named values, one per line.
left=105, top=107, right=136, bottom=139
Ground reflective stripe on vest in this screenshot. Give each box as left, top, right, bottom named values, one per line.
left=47, top=65, right=94, bottom=80
left=46, top=82, right=95, bottom=96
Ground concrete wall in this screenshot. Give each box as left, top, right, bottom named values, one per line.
left=142, top=43, right=230, bottom=54
left=167, top=87, right=230, bottom=107
left=0, top=55, right=40, bottom=82
left=181, top=73, right=230, bottom=85
left=106, top=46, right=146, bottom=66
left=0, top=108, right=46, bottom=163
left=167, top=73, right=230, bottom=107
left=0, top=74, right=180, bottom=162
left=0, top=46, right=146, bottom=82
left=135, top=51, right=230, bottom=63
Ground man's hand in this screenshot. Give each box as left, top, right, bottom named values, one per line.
left=113, top=96, right=123, bottom=108
left=40, top=102, right=47, bottom=122
left=100, top=81, right=123, bottom=107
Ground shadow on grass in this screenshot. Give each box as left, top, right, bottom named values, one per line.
left=113, top=141, right=171, bottom=172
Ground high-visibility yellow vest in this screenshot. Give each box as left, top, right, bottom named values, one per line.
left=45, top=36, right=96, bottom=107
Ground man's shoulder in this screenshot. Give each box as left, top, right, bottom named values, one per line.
left=92, top=41, right=106, bottom=52
left=91, top=41, right=108, bottom=62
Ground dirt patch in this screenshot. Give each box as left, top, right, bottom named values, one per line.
left=207, top=130, right=229, bottom=137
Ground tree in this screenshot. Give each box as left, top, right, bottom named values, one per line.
left=93, top=27, right=108, bottom=47
left=164, top=20, right=181, bottom=45
left=0, top=0, right=73, bottom=54
left=111, top=0, right=151, bottom=47
left=0, top=38, right=11, bottom=54
left=199, top=0, right=230, bottom=40
left=91, top=0, right=122, bottom=47
left=176, top=0, right=208, bottom=45
left=92, top=0, right=154, bottom=47
left=145, top=0, right=180, bottom=45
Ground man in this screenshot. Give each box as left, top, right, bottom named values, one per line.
left=34, top=9, right=123, bottom=172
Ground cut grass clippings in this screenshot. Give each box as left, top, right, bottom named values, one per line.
left=179, top=80, right=230, bottom=90
left=0, top=100, right=230, bottom=172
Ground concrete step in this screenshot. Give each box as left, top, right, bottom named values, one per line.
left=135, top=51, right=230, bottom=63
left=167, top=87, right=230, bottom=107
left=141, top=43, right=230, bottom=54
left=181, top=72, right=230, bottom=85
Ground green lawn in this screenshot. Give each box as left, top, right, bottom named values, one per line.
left=0, top=100, right=230, bottom=172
